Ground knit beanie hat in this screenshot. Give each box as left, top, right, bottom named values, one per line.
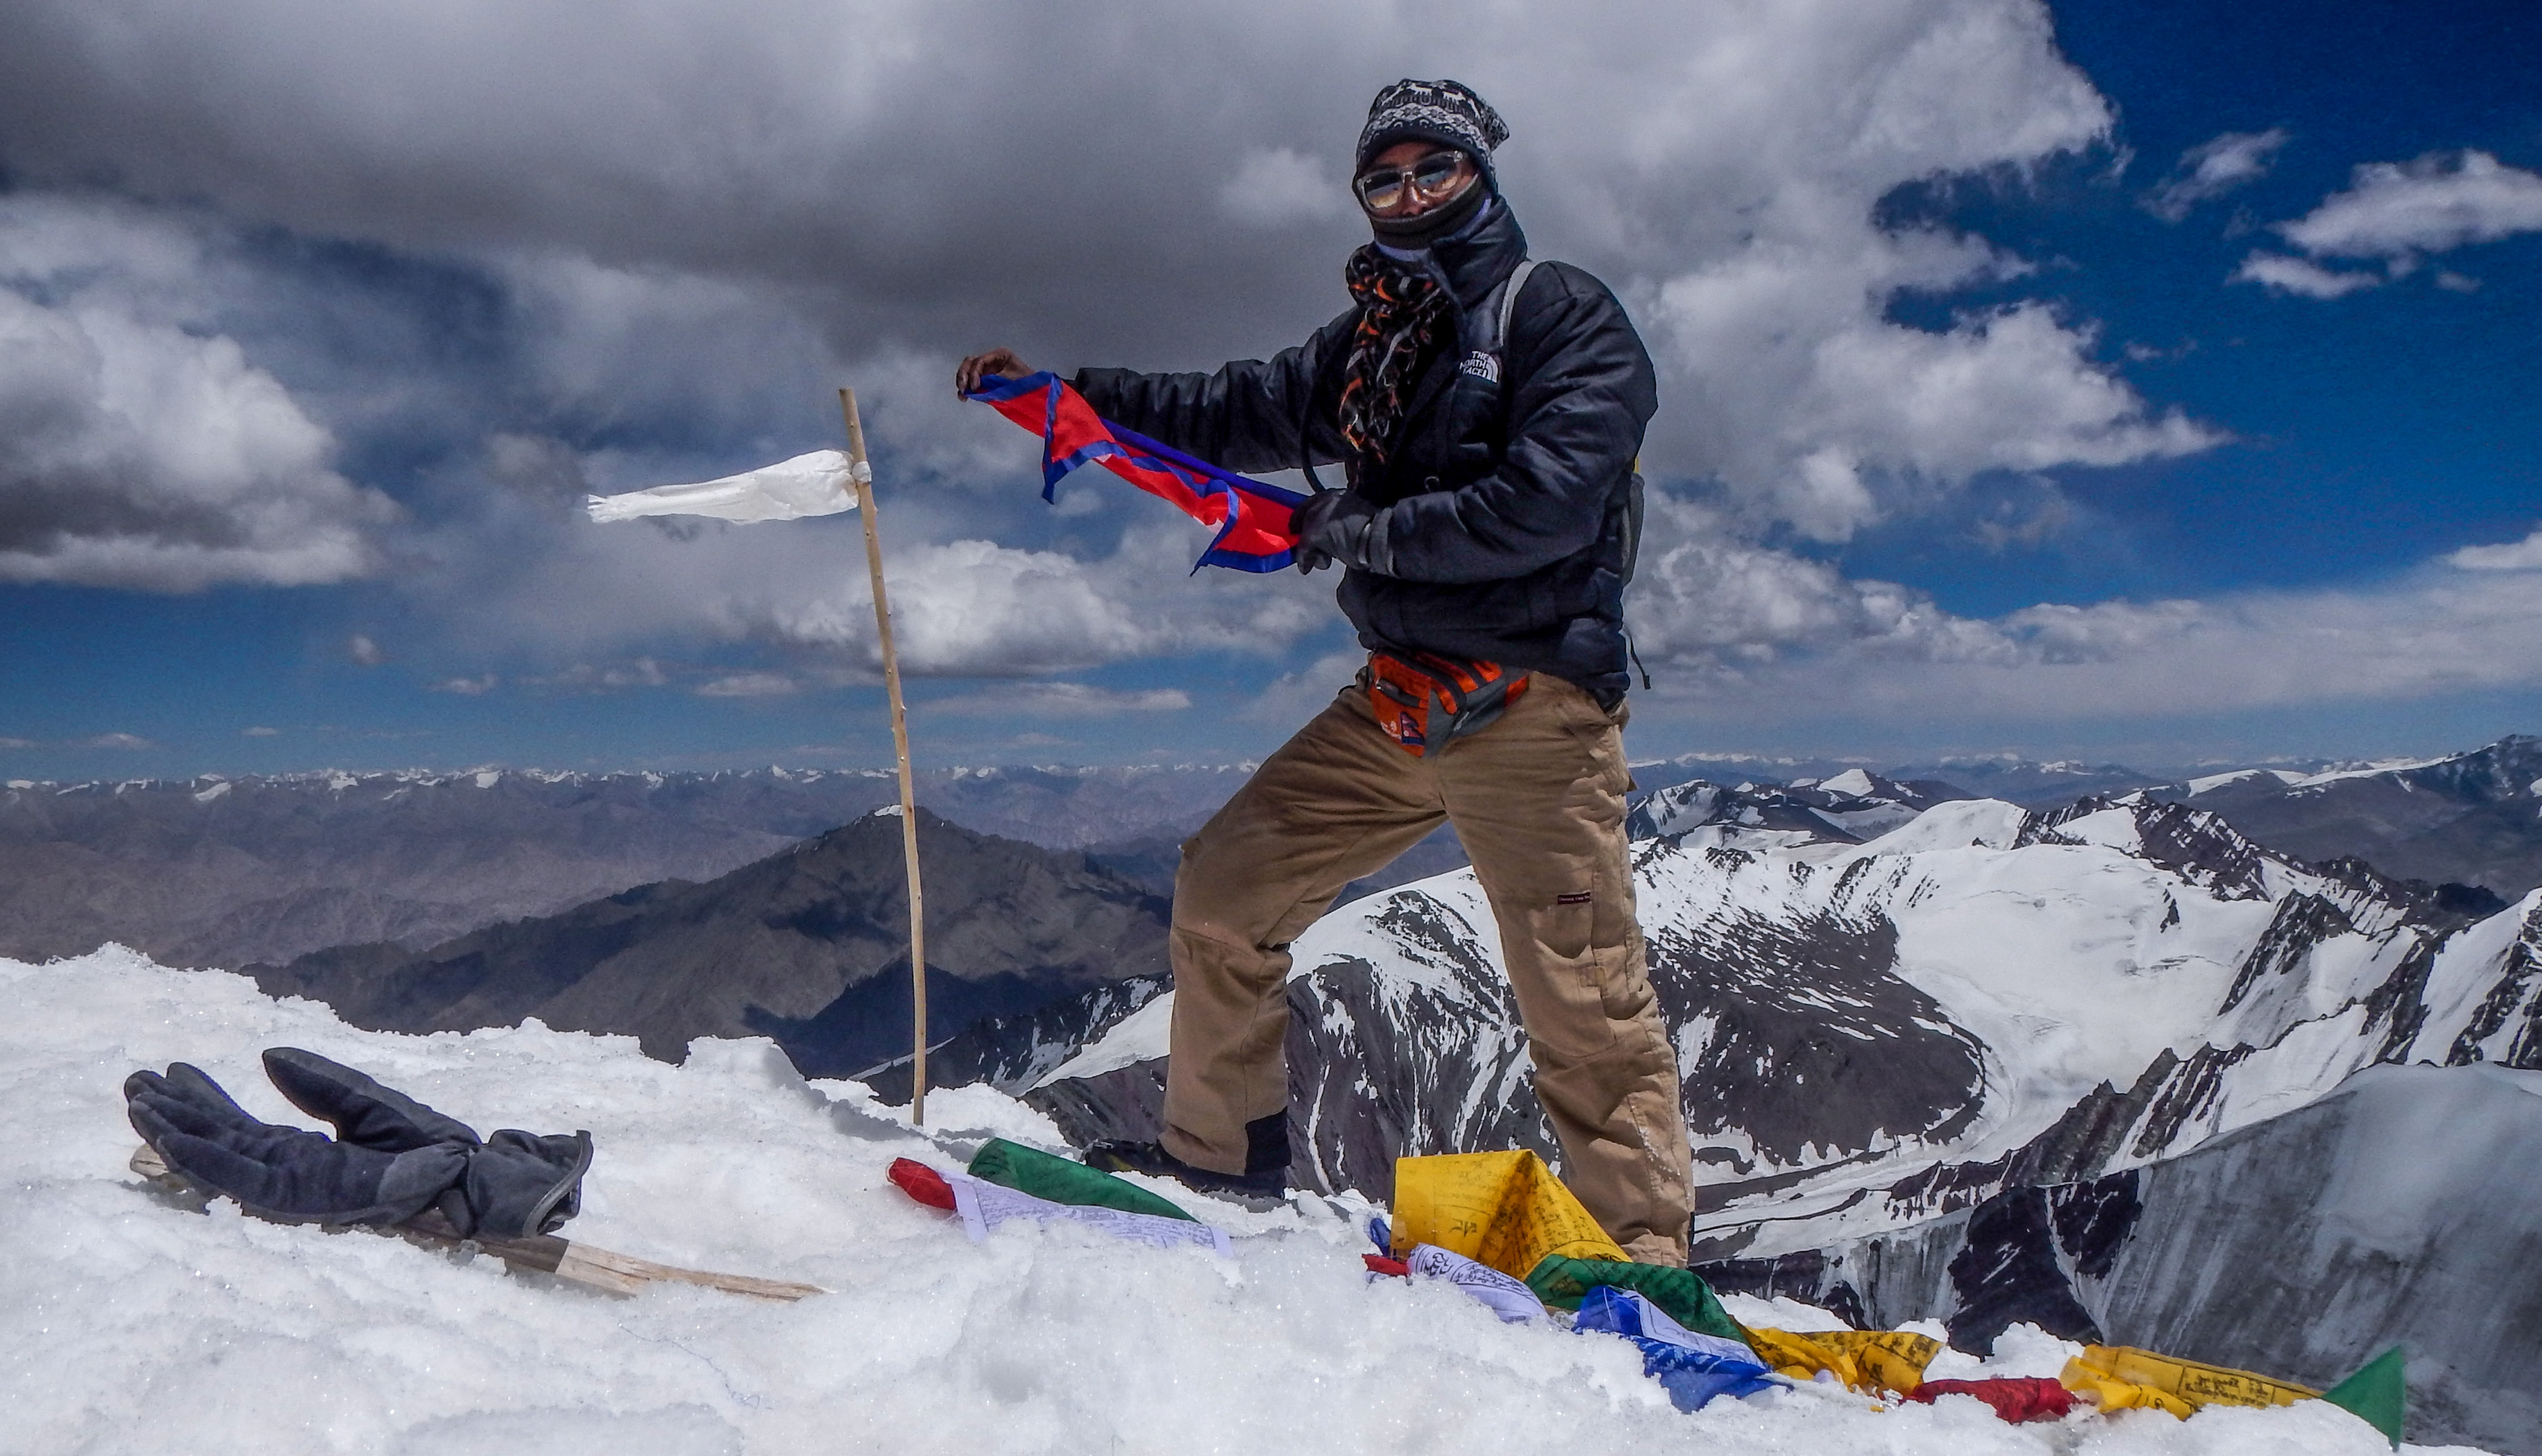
left=1355, top=79, right=1510, bottom=180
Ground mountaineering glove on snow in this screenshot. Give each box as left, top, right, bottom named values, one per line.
left=126, top=1061, right=470, bottom=1227
left=262, top=1047, right=592, bottom=1238
left=455, top=1128, right=593, bottom=1240
left=126, top=1050, right=593, bottom=1238
left=262, top=1046, right=481, bottom=1151
left=1291, top=489, right=1388, bottom=576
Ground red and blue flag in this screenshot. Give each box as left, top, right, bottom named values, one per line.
left=966, top=372, right=1305, bottom=573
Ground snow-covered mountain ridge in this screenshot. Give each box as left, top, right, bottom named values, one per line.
left=1036, top=792, right=2534, bottom=1254
left=2147, top=733, right=2542, bottom=898
left=1020, top=792, right=2542, bottom=1446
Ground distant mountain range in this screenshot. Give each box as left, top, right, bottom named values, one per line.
left=2145, top=734, right=2542, bottom=898
left=250, top=808, right=1167, bottom=1077
left=8, top=736, right=2537, bottom=971
left=0, top=763, right=1245, bottom=967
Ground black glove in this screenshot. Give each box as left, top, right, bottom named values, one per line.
left=127, top=1049, right=592, bottom=1239
left=1289, top=489, right=1389, bottom=575
left=456, top=1129, right=593, bottom=1239
left=263, top=1047, right=592, bottom=1239
left=263, top=1046, right=480, bottom=1150
left=127, top=1061, right=470, bottom=1228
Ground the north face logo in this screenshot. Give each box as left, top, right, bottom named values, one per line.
left=1460, top=351, right=1501, bottom=383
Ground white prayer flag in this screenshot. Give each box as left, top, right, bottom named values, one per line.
left=585, top=449, right=863, bottom=524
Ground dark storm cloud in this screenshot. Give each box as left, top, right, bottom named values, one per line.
left=0, top=1, right=1384, bottom=369
left=0, top=197, right=395, bottom=588
left=0, top=0, right=2277, bottom=699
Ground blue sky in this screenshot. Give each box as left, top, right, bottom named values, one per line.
left=1, top=0, right=2537, bottom=783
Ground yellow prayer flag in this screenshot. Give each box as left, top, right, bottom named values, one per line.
left=2060, top=1345, right=2317, bottom=1417
left=1744, top=1328, right=1941, bottom=1396
left=1389, top=1150, right=1626, bottom=1277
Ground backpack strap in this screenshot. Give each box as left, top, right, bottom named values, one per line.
left=1487, top=258, right=1540, bottom=356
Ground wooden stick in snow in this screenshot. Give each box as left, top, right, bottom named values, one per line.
left=839, top=387, right=929, bottom=1126
left=129, top=1144, right=824, bottom=1301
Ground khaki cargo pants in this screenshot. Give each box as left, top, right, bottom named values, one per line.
left=1162, top=672, right=1694, bottom=1264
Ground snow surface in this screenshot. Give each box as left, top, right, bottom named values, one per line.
left=1858, top=797, right=2030, bottom=854
left=1, top=947, right=2457, bottom=1454
left=1037, top=989, right=1173, bottom=1083
left=1818, top=769, right=1880, bottom=797
left=2182, top=769, right=2306, bottom=796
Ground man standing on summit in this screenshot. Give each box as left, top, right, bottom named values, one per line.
left=958, top=80, right=1694, bottom=1264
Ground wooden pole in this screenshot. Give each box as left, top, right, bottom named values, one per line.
left=838, top=388, right=928, bottom=1126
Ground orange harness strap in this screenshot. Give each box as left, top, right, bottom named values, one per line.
left=1367, top=651, right=1529, bottom=757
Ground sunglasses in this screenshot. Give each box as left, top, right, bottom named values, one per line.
left=1354, top=150, right=1474, bottom=212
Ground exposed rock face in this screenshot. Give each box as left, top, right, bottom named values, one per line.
left=861, top=972, right=1169, bottom=1103
left=1700, top=1065, right=2542, bottom=1454
left=2151, top=735, right=2542, bottom=898
left=0, top=765, right=1249, bottom=968
left=1625, top=771, right=1970, bottom=844
left=1038, top=797, right=2539, bottom=1214
left=251, top=809, right=1169, bottom=1076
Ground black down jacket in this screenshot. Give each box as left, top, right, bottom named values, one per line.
left=1073, top=200, right=1658, bottom=702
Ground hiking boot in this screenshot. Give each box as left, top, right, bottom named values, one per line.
left=1085, top=1139, right=1288, bottom=1205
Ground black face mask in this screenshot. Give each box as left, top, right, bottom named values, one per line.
left=1367, top=177, right=1490, bottom=248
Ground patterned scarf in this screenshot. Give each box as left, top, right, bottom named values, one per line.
left=1338, top=247, right=1451, bottom=467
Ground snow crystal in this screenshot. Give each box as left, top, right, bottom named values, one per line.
left=0, top=948, right=2464, bottom=1454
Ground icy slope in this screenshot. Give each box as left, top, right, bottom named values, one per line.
left=1, top=948, right=2446, bottom=1456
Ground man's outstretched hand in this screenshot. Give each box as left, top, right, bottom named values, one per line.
left=955, top=348, right=1030, bottom=397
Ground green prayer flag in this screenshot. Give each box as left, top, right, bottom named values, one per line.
left=1524, top=1255, right=1754, bottom=1349
left=966, top=1138, right=1195, bottom=1222
left=2320, top=1346, right=2405, bottom=1449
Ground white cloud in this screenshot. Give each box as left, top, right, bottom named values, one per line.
left=1626, top=497, right=2006, bottom=665
left=773, top=523, right=1329, bottom=676
left=76, top=733, right=153, bottom=750
left=1647, top=250, right=2216, bottom=542
left=2231, top=253, right=2382, bottom=299
left=1625, top=524, right=2542, bottom=727
left=2277, top=150, right=2542, bottom=260
left=241, top=725, right=280, bottom=736
left=922, top=683, right=1191, bottom=718
left=0, top=0, right=2266, bottom=716
left=2447, top=526, right=2542, bottom=572
left=1240, top=648, right=1367, bottom=726
left=0, top=0, right=2211, bottom=554
left=526, top=660, right=672, bottom=691
left=345, top=634, right=386, bottom=665
left=429, top=675, right=499, bottom=695
left=0, top=197, right=398, bottom=590
left=2143, top=128, right=2288, bottom=221
left=695, top=672, right=799, bottom=698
